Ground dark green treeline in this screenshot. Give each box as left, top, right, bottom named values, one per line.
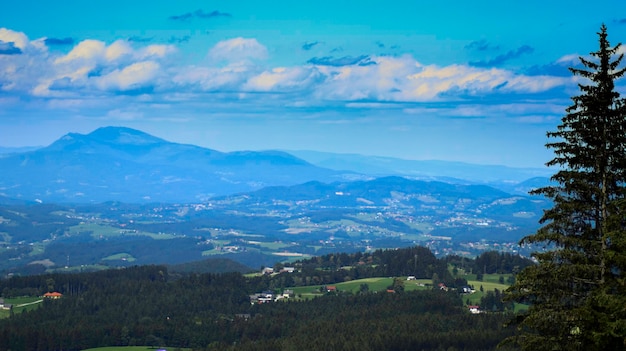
left=0, top=247, right=524, bottom=350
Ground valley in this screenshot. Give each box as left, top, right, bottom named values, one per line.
left=0, top=175, right=547, bottom=275
left=0, top=127, right=550, bottom=275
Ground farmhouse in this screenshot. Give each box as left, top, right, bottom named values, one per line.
left=460, top=286, right=475, bottom=294
left=250, top=289, right=295, bottom=304
left=250, top=291, right=274, bottom=304
left=468, top=305, right=481, bottom=314
left=43, top=292, right=63, bottom=299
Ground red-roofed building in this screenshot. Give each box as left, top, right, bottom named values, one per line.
left=43, top=292, right=63, bottom=299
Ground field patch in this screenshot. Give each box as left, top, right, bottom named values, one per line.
left=0, top=296, right=43, bottom=319
left=69, top=223, right=176, bottom=240
left=102, top=253, right=136, bottom=262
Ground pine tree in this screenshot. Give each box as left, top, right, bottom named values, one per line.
left=504, top=24, right=626, bottom=350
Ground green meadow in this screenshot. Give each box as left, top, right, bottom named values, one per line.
left=286, top=274, right=512, bottom=308
left=0, top=296, right=43, bottom=319
left=69, top=223, right=176, bottom=240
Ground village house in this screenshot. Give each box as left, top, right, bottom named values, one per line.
left=0, top=298, right=12, bottom=311
left=468, top=305, right=481, bottom=314
left=249, top=291, right=274, bottom=304
left=460, top=286, right=475, bottom=294
left=250, top=289, right=295, bottom=304
left=43, top=292, right=63, bottom=299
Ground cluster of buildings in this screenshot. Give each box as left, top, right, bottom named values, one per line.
left=249, top=290, right=294, bottom=304
left=0, top=298, right=12, bottom=311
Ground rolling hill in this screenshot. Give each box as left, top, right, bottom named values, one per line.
left=0, top=127, right=351, bottom=203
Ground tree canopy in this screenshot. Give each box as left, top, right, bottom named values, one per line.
left=504, top=24, right=626, bottom=350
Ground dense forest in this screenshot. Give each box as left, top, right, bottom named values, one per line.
left=0, top=246, right=527, bottom=351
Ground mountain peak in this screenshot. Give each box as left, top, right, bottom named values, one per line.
left=87, top=126, right=165, bottom=145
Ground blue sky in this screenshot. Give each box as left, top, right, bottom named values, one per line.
left=1, top=1, right=625, bottom=168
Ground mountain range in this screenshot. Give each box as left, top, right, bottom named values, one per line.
left=286, top=150, right=552, bottom=183
left=0, top=127, right=351, bottom=203
left=0, top=126, right=552, bottom=203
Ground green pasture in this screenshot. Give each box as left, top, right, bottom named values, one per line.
left=103, top=253, right=136, bottom=262
left=28, top=242, right=46, bottom=256
left=255, top=241, right=291, bottom=250
left=462, top=279, right=510, bottom=306
left=69, top=223, right=176, bottom=240
left=202, top=243, right=262, bottom=256
left=286, top=274, right=513, bottom=309
left=289, top=277, right=433, bottom=299
left=0, top=296, right=43, bottom=319
left=51, top=264, right=110, bottom=273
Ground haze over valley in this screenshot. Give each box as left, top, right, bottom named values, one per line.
left=0, top=126, right=551, bottom=274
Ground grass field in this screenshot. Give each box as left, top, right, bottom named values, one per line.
left=286, top=274, right=513, bottom=309
left=290, top=277, right=437, bottom=299
left=0, top=296, right=43, bottom=319
left=462, top=279, right=510, bottom=305
left=103, top=253, right=136, bottom=262
left=69, top=223, right=176, bottom=240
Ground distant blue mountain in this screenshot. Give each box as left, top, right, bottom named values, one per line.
left=220, top=175, right=550, bottom=242
left=0, top=126, right=555, bottom=204
left=286, top=150, right=553, bottom=185
left=0, top=146, right=42, bottom=154
left=238, top=176, right=513, bottom=206
left=0, top=127, right=351, bottom=203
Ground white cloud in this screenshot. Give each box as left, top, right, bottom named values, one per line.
left=0, top=35, right=175, bottom=97
left=140, top=44, right=177, bottom=59
left=244, top=67, right=320, bottom=92
left=0, top=28, right=572, bottom=118
left=105, top=40, right=133, bottom=62
left=556, top=54, right=580, bottom=64
left=173, top=65, right=255, bottom=91
left=404, top=64, right=564, bottom=99
left=0, top=28, right=30, bottom=50
left=96, top=61, right=161, bottom=91
left=309, top=56, right=568, bottom=102
left=403, top=102, right=565, bottom=122
left=56, top=40, right=106, bottom=64
left=56, top=39, right=177, bottom=67
left=208, top=37, right=268, bottom=63
left=0, top=32, right=50, bottom=94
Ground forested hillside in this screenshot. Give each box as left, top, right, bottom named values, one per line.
left=0, top=246, right=526, bottom=351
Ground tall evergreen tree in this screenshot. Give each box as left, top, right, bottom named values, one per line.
left=504, top=24, right=626, bottom=350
